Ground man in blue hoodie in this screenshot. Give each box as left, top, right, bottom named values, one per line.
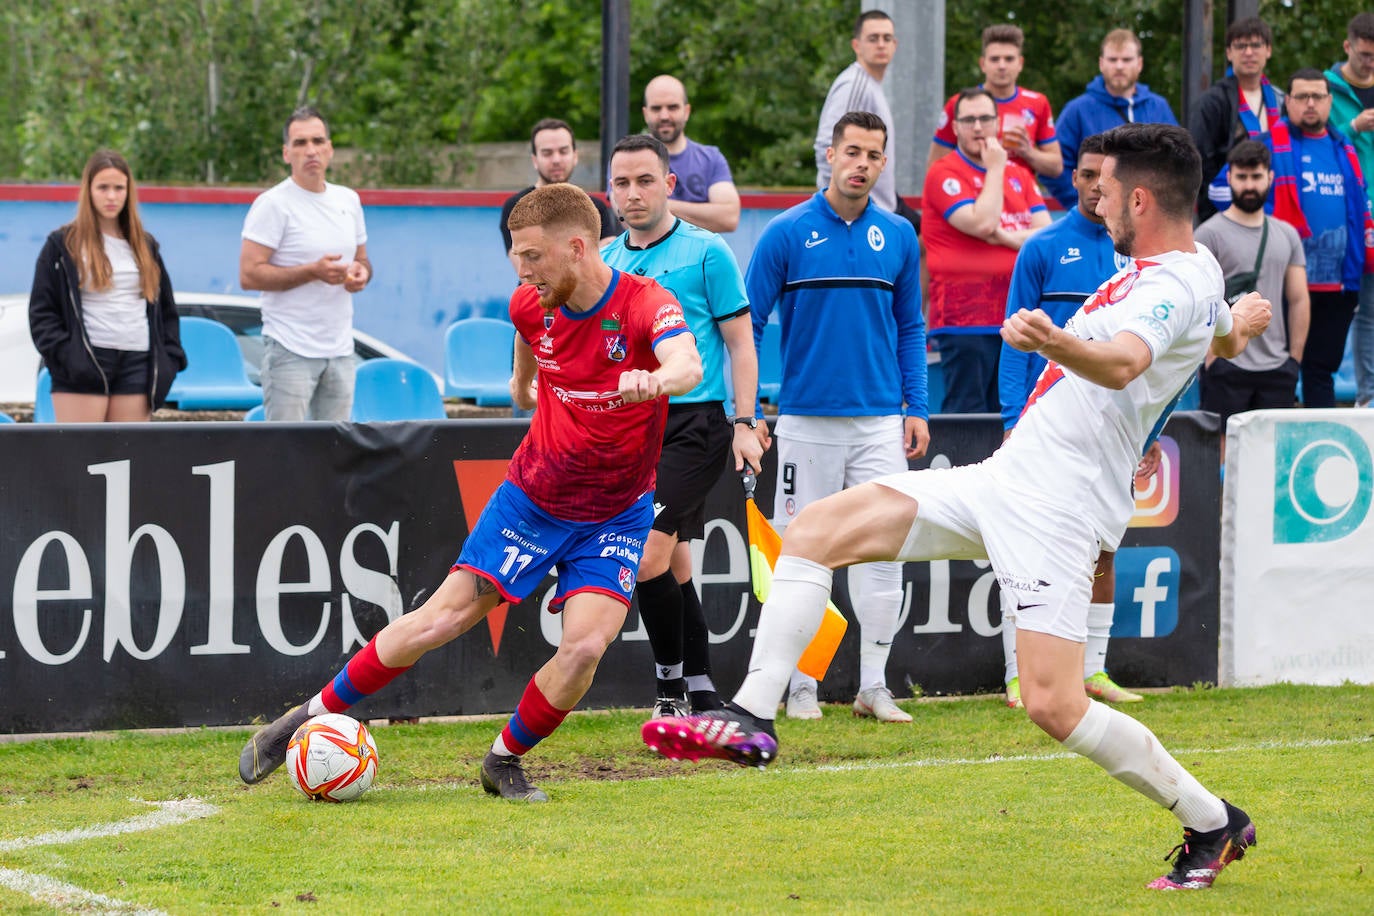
left=1045, top=29, right=1177, bottom=208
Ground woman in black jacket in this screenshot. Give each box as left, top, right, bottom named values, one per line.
left=28, top=149, right=186, bottom=421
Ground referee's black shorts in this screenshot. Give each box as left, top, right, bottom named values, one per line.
left=651, top=401, right=733, bottom=540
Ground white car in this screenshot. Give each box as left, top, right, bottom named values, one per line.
left=0, top=292, right=432, bottom=403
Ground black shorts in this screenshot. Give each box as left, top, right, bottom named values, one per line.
left=50, top=347, right=151, bottom=397
left=1200, top=356, right=1299, bottom=425
left=651, top=401, right=732, bottom=539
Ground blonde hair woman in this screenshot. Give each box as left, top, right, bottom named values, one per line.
left=29, top=150, right=186, bottom=421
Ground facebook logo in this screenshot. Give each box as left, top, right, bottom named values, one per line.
left=1111, top=547, right=1180, bottom=638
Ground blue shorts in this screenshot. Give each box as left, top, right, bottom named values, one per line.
left=454, top=482, right=653, bottom=612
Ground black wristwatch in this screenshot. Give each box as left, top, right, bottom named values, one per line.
left=732, top=416, right=759, bottom=429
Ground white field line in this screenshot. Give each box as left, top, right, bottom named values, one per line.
left=0, top=797, right=218, bottom=915
left=799, top=734, right=1374, bottom=775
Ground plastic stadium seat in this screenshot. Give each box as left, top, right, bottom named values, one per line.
left=243, top=404, right=265, bottom=421
left=758, top=322, right=782, bottom=403
left=444, top=318, right=515, bottom=406
left=34, top=368, right=54, bottom=423
left=0, top=410, right=13, bottom=423
left=165, top=316, right=263, bottom=410
left=351, top=358, right=447, bottom=421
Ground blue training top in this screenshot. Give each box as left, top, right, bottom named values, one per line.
left=747, top=191, right=926, bottom=418
left=602, top=218, right=749, bottom=404
left=998, top=207, right=1131, bottom=429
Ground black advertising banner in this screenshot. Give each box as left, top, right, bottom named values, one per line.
left=0, top=415, right=1220, bottom=734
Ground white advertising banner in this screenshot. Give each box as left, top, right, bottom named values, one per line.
left=1221, top=409, right=1374, bottom=685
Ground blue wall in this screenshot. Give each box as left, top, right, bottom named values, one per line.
left=1, top=197, right=793, bottom=374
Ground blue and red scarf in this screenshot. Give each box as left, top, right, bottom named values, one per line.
left=1269, top=118, right=1374, bottom=292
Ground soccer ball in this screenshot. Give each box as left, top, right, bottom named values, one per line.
left=286, top=714, right=379, bottom=802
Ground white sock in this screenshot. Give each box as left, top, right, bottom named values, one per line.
left=490, top=734, right=514, bottom=757
left=655, top=662, right=684, bottom=681
left=850, top=561, right=904, bottom=690
left=1084, top=601, right=1113, bottom=677
left=1062, top=701, right=1227, bottom=831
left=789, top=670, right=817, bottom=694
left=306, top=694, right=328, bottom=716
left=1000, top=591, right=1019, bottom=683
left=734, top=556, right=833, bottom=719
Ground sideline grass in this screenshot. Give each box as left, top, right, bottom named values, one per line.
left=0, top=684, right=1369, bottom=914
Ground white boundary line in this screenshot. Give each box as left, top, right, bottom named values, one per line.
left=0, top=797, right=218, bottom=915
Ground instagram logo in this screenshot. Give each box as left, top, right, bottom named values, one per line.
left=1130, top=435, right=1179, bottom=527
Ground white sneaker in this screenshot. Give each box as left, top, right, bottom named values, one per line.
left=785, top=685, right=823, bottom=719
left=853, top=686, right=913, bottom=723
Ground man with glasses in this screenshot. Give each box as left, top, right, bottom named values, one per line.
left=923, top=88, right=1051, bottom=413
left=1327, top=12, right=1374, bottom=406
left=816, top=10, right=900, bottom=214
left=1188, top=17, right=1284, bottom=220
left=1268, top=68, right=1374, bottom=407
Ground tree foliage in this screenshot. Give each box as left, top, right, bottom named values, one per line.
left=0, top=0, right=1357, bottom=187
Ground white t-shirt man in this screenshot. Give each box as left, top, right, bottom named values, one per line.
left=241, top=178, right=367, bottom=358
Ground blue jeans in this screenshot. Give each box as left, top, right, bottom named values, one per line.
left=261, top=337, right=356, bottom=421
left=1353, top=274, right=1374, bottom=406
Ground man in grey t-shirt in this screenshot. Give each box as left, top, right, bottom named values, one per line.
left=815, top=9, right=898, bottom=212
left=1195, top=140, right=1309, bottom=427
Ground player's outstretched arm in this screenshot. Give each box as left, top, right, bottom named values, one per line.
left=1211, top=291, right=1272, bottom=360
left=1002, top=308, right=1151, bottom=390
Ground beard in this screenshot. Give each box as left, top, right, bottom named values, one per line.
left=1109, top=208, right=1136, bottom=257
left=537, top=269, right=577, bottom=311
left=1231, top=188, right=1268, bottom=214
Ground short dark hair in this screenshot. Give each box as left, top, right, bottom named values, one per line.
left=1225, top=16, right=1272, bottom=48
left=1350, top=12, right=1374, bottom=45
left=283, top=106, right=328, bottom=144
left=1098, top=123, right=1201, bottom=220
left=953, top=87, right=997, bottom=120
left=854, top=9, right=892, bottom=38
left=982, top=24, right=1024, bottom=51
left=530, top=118, right=575, bottom=153
left=1078, top=133, right=1108, bottom=161
left=1227, top=139, right=1271, bottom=170
left=832, top=110, right=888, bottom=147
left=610, top=133, right=670, bottom=172
left=1287, top=67, right=1330, bottom=94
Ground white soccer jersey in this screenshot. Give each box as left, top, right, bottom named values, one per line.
left=989, top=245, right=1230, bottom=551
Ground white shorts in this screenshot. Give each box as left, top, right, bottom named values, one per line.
left=773, top=415, right=907, bottom=529
left=873, top=463, right=1099, bottom=642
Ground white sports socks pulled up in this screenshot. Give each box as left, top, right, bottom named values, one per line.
left=1084, top=601, right=1114, bottom=677
left=734, top=556, right=833, bottom=719
left=1062, top=700, right=1226, bottom=831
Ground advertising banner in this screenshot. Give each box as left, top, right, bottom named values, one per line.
left=0, top=415, right=1222, bottom=733
left=1220, top=409, right=1374, bottom=686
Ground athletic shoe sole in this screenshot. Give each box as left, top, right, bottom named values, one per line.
left=641, top=716, right=778, bottom=769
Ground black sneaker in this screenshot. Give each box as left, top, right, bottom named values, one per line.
left=641, top=704, right=778, bottom=769
left=652, top=695, right=690, bottom=719
left=1148, top=800, right=1256, bottom=889
left=481, top=751, right=549, bottom=802
left=238, top=704, right=312, bottom=784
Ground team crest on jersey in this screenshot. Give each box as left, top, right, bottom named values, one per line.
left=868, top=225, right=885, bottom=252
left=1010, top=177, right=1023, bottom=193
left=618, top=566, right=634, bottom=592
left=942, top=177, right=961, bottom=195
left=604, top=333, right=627, bottom=362
left=936, top=110, right=949, bottom=130
left=1113, top=251, right=1132, bottom=271
left=1021, top=108, right=1036, bottom=125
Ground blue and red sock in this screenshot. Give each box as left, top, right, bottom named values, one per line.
left=498, top=678, right=570, bottom=756
left=319, top=636, right=411, bottom=713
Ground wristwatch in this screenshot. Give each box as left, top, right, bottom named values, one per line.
left=732, top=416, right=759, bottom=429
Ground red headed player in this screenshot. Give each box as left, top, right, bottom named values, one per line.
left=240, top=184, right=701, bottom=802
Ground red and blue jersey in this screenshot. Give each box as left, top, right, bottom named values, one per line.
left=922, top=150, right=1046, bottom=332
left=508, top=269, right=690, bottom=521
left=932, top=86, right=1058, bottom=174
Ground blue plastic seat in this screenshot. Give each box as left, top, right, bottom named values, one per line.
left=165, top=316, right=263, bottom=410
left=758, top=322, right=782, bottom=403
left=0, top=410, right=14, bottom=423
left=351, top=358, right=447, bottom=422
left=34, top=368, right=55, bottom=423
left=243, top=404, right=265, bottom=421
left=444, top=318, right=515, bottom=406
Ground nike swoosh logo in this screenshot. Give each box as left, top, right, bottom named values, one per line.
left=804, top=237, right=829, bottom=248
left=1016, top=602, right=1047, bottom=611
left=1059, top=255, right=1082, bottom=264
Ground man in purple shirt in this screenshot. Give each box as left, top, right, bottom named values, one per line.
left=643, top=74, right=741, bottom=233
